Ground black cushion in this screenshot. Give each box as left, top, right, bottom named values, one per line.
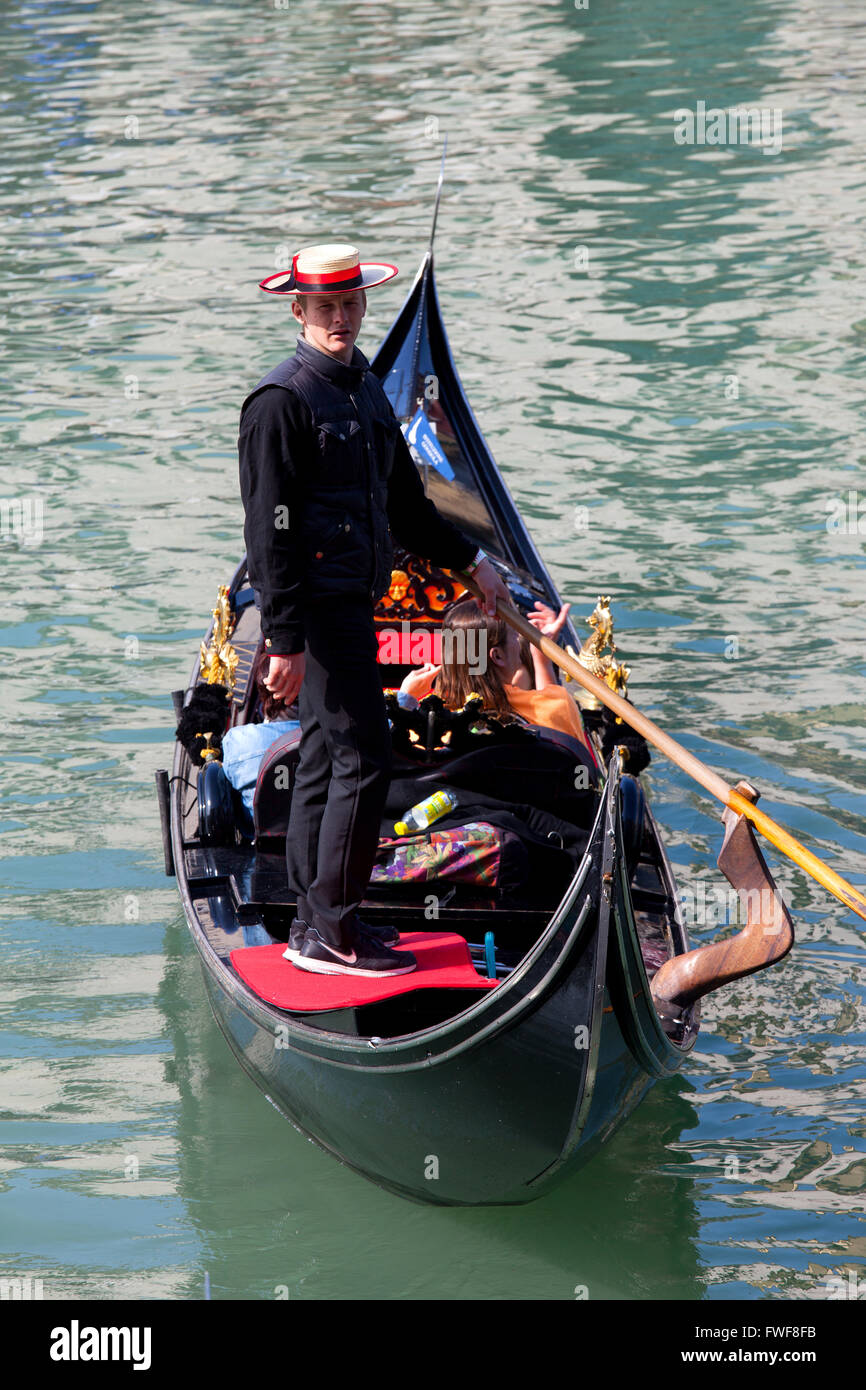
left=253, top=728, right=303, bottom=840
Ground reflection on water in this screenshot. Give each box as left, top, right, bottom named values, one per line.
left=1, top=0, right=864, bottom=1298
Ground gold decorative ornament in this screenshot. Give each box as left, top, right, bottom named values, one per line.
left=377, top=549, right=468, bottom=622
left=386, top=569, right=411, bottom=606
left=196, top=731, right=221, bottom=764
left=564, top=595, right=630, bottom=709
left=199, top=585, right=239, bottom=690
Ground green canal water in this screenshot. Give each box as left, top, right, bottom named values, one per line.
left=2, top=0, right=865, bottom=1300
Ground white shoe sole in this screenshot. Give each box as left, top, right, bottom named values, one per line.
left=284, top=930, right=401, bottom=964
left=292, top=954, right=417, bottom=978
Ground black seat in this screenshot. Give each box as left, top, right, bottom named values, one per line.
left=390, top=738, right=597, bottom=826
left=253, top=727, right=303, bottom=841
left=250, top=693, right=600, bottom=844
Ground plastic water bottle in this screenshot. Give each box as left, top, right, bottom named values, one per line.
left=394, top=789, right=457, bottom=837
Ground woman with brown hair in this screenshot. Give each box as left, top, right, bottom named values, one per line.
left=400, top=595, right=596, bottom=759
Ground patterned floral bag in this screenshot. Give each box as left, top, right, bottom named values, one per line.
left=372, top=822, right=502, bottom=889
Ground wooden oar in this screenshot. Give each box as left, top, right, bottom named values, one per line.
left=456, top=570, right=866, bottom=922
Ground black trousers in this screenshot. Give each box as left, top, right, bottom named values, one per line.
left=285, top=596, right=392, bottom=947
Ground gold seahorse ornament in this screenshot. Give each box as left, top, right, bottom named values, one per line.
left=563, top=595, right=630, bottom=709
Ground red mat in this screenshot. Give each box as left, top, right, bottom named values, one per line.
left=230, top=931, right=498, bottom=1012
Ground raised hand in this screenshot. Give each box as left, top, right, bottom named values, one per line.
left=400, top=662, right=441, bottom=698
left=527, top=600, right=571, bottom=639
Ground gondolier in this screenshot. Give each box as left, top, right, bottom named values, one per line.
left=239, top=242, right=510, bottom=978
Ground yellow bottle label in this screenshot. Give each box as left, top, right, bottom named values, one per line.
left=393, top=789, right=456, bottom=838
left=422, top=791, right=452, bottom=819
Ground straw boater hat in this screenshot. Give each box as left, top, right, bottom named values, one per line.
left=259, top=243, right=398, bottom=295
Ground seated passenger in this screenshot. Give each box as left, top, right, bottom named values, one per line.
left=400, top=596, right=596, bottom=760
left=221, top=664, right=301, bottom=828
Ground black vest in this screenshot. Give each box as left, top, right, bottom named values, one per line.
left=241, top=336, right=398, bottom=603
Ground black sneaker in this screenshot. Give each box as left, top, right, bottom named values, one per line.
left=293, top=926, right=416, bottom=977
left=283, top=918, right=310, bottom=963
left=354, top=917, right=400, bottom=948
left=284, top=916, right=399, bottom=962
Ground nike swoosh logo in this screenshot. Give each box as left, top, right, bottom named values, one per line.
left=326, top=946, right=357, bottom=963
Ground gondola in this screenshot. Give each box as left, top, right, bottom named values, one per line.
left=156, top=201, right=794, bottom=1206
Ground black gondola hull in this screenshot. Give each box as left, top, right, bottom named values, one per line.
left=179, top=760, right=694, bottom=1206
left=168, top=248, right=699, bottom=1206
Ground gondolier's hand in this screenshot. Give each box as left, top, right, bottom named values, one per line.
left=264, top=653, right=305, bottom=706
left=472, top=558, right=511, bottom=618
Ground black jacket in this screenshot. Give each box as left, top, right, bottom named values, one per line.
left=238, top=335, right=478, bottom=655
